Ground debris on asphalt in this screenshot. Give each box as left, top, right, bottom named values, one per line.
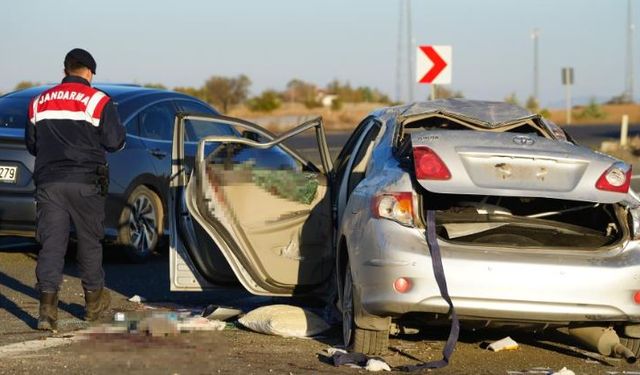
left=106, top=309, right=230, bottom=336
left=364, top=359, right=392, bottom=372
left=506, top=367, right=578, bottom=375
left=506, top=368, right=552, bottom=374
left=487, top=336, right=519, bottom=352
left=127, top=294, right=146, bottom=303
left=201, top=304, right=242, bottom=321
left=138, top=315, right=179, bottom=337
left=326, top=347, right=391, bottom=372
left=551, top=367, right=575, bottom=375
left=238, top=304, right=330, bottom=338
left=177, top=316, right=226, bottom=331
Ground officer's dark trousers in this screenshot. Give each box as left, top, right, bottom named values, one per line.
left=35, top=182, right=106, bottom=293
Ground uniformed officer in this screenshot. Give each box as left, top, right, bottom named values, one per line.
left=25, top=48, right=126, bottom=331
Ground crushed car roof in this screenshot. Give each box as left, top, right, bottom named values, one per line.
left=400, top=99, right=538, bottom=128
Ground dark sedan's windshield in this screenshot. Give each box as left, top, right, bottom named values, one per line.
left=0, top=98, right=29, bottom=129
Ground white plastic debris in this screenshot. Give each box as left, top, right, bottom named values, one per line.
left=551, top=367, right=575, bottom=375
left=487, top=336, right=519, bottom=352
left=238, top=304, right=330, bottom=337
left=364, top=358, right=392, bottom=372
left=327, top=347, right=348, bottom=356
left=128, top=295, right=146, bottom=303
left=201, top=305, right=242, bottom=321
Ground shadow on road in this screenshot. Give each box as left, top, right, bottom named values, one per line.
left=0, top=270, right=85, bottom=328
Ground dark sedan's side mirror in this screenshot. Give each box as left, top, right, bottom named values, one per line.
left=241, top=130, right=260, bottom=142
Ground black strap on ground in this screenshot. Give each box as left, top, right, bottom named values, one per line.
left=398, top=209, right=459, bottom=371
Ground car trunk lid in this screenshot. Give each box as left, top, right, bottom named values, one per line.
left=410, top=130, right=630, bottom=204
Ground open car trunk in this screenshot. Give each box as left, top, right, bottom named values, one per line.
left=421, top=191, right=629, bottom=250
left=396, top=107, right=633, bottom=250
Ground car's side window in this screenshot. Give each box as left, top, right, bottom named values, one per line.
left=176, top=100, right=215, bottom=116
left=333, top=118, right=375, bottom=190
left=347, top=122, right=381, bottom=197
left=125, top=115, right=139, bottom=136
left=139, top=101, right=176, bottom=141
left=175, top=100, right=238, bottom=142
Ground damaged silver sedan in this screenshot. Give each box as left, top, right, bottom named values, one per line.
left=167, top=100, right=640, bottom=361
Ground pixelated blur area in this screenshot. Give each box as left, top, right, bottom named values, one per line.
left=193, top=136, right=333, bottom=286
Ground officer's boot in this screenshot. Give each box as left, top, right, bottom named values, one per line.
left=84, top=288, right=111, bottom=321
left=37, top=291, right=58, bottom=331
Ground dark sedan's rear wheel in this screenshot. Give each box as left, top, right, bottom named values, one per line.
left=342, top=262, right=388, bottom=355
left=118, top=186, right=163, bottom=263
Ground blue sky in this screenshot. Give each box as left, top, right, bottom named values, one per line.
left=1, top=0, right=637, bottom=107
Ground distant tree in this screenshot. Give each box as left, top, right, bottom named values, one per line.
left=330, top=97, right=343, bottom=111
left=504, top=92, right=520, bottom=106
left=525, top=96, right=540, bottom=113
left=204, top=75, right=251, bottom=113
left=575, top=98, right=607, bottom=120
left=304, top=99, right=323, bottom=109
left=246, top=90, right=282, bottom=112
left=285, top=79, right=317, bottom=104
left=174, top=86, right=207, bottom=101
left=14, top=81, right=39, bottom=91
left=143, top=83, right=167, bottom=90
left=433, top=85, right=464, bottom=99
left=326, top=79, right=391, bottom=103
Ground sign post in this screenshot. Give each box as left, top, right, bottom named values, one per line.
left=562, top=67, right=574, bottom=125
left=416, top=45, right=452, bottom=100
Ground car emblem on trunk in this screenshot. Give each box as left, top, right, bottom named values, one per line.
left=513, top=135, right=535, bottom=146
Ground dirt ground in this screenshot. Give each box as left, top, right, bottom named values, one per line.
left=1, top=323, right=640, bottom=375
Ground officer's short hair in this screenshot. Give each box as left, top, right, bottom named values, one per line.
left=64, top=56, right=88, bottom=74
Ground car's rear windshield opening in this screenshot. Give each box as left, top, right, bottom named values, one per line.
left=403, top=115, right=549, bottom=138
left=420, top=190, right=627, bottom=250
left=0, top=98, right=29, bottom=129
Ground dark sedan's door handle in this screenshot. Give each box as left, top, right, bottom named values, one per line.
left=149, top=149, right=167, bottom=159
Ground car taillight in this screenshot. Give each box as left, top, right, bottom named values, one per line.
left=595, top=163, right=632, bottom=193
left=413, top=146, right=451, bottom=180
left=372, top=192, right=414, bottom=226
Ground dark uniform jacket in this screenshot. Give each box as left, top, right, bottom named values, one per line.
left=25, top=76, right=125, bottom=185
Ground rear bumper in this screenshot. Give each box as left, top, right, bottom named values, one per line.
left=351, top=219, right=640, bottom=324
left=0, top=192, right=36, bottom=236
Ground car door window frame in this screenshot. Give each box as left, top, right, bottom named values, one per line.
left=346, top=121, right=381, bottom=197
left=335, top=118, right=378, bottom=221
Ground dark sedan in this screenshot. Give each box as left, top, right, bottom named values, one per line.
left=0, top=84, right=234, bottom=261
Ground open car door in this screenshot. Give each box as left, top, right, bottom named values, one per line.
left=169, top=114, right=334, bottom=296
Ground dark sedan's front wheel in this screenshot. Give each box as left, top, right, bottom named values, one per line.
left=117, top=185, right=163, bottom=262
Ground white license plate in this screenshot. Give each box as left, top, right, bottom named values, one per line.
left=0, top=165, right=18, bottom=183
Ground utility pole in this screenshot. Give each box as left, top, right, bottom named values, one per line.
left=624, top=0, right=635, bottom=103
left=406, top=0, right=414, bottom=103
left=395, top=0, right=403, bottom=103
left=531, top=28, right=540, bottom=103
left=395, top=0, right=413, bottom=103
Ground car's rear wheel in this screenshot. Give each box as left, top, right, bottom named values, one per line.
left=342, top=262, right=388, bottom=355
left=117, top=186, right=163, bottom=262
